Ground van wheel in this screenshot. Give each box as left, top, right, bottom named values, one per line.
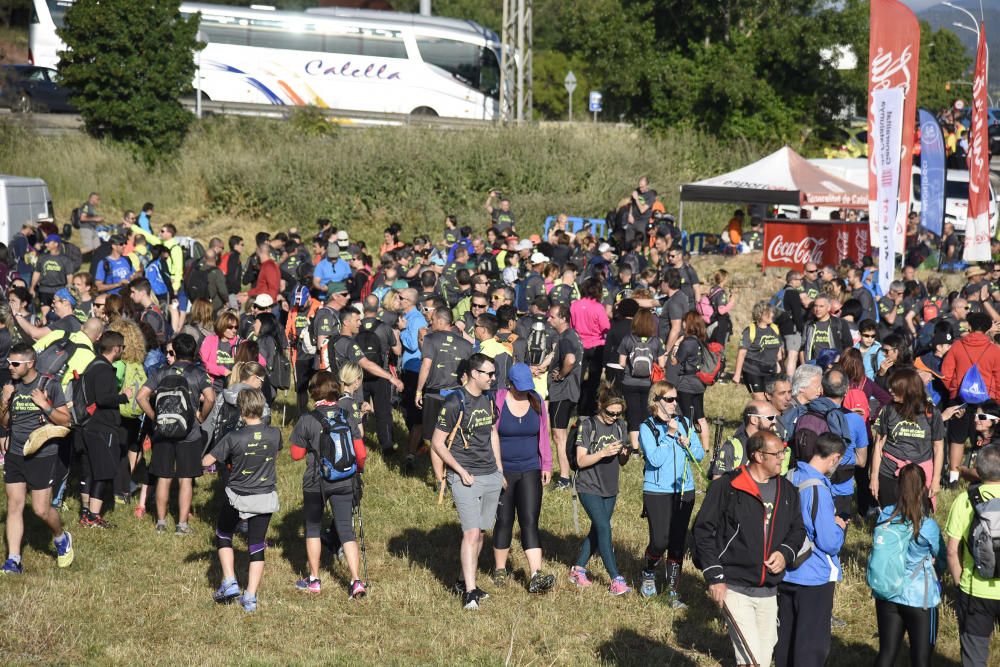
left=12, top=93, right=32, bottom=114
left=410, top=106, right=438, bottom=117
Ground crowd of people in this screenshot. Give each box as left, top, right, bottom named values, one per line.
left=0, top=183, right=999, bottom=666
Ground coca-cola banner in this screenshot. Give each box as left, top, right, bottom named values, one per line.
left=964, top=26, right=991, bottom=262
left=763, top=220, right=871, bottom=272
left=867, top=0, right=920, bottom=250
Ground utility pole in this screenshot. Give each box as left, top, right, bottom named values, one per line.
left=499, top=0, right=532, bottom=123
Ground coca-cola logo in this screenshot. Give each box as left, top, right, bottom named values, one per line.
left=870, top=45, right=914, bottom=93
left=766, top=235, right=828, bottom=265
left=855, top=229, right=869, bottom=255
left=837, top=231, right=849, bottom=261
left=969, top=67, right=988, bottom=196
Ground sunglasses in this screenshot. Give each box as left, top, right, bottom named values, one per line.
left=657, top=395, right=677, bottom=404
left=861, top=333, right=876, bottom=339
left=94, top=302, right=106, bottom=308
left=605, top=409, right=624, bottom=417
left=756, top=414, right=779, bottom=422
left=976, top=413, right=999, bottom=422
left=166, top=350, right=176, bottom=357
left=475, top=369, right=496, bottom=378
left=471, top=303, right=487, bottom=309
left=491, top=295, right=504, bottom=301
left=8, top=359, right=31, bottom=367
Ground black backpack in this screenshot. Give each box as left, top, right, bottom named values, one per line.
left=566, top=416, right=594, bottom=472
left=67, top=358, right=102, bottom=427
left=35, top=334, right=82, bottom=384
left=211, top=399, right=244, bottom=449
left=267, top=340, right=292, bottom=390
left=525, top=320, right=549, bottom=366
left=356, top=322, right=386, bottom=374
left=153, top=367, right=198, bottom=439
left=70, top=207, right=82, bottom=229
left=185, top=263, right=210, bottom=302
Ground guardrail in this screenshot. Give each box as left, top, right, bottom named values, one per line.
left=179, top=99, right=497, bottom=129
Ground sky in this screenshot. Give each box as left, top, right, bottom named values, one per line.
left=901, top=0, right=939, bottom=10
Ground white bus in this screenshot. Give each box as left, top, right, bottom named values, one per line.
left=30, top=1, right=502, bottom=119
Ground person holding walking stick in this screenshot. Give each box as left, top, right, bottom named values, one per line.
left=692, top=430, right=806, bottom=667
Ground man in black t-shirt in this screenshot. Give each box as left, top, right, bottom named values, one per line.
left=360, top=297, right=402, bottom=455
left=136, top=334, right=215, bottom=535
left=485, top=190, right=517, bottom=234
left=431, top=353, right=501, bottom=610
left=625, top=176, right=656, bottom=245
left=0, top=342, right=75, bottom=574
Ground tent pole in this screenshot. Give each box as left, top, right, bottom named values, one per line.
left=679, top=200, right=684, bottom=232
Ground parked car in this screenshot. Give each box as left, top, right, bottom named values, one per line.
left=0, top=65, right=75, bottom=113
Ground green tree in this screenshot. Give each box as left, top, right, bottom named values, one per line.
left=57, top=0, right=201, bottom=161
left=916, top=22, right=972, bottom=113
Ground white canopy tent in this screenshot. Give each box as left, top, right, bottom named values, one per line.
left=678, top=146, right=868, bottom=228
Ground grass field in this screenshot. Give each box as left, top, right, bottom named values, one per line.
left=2, top=254, right=999, bottom=666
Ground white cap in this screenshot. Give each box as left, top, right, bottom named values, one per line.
left=253, top=294, right=275, bottom=308
left=530, top=252, right=550, bottom=265
left=336, top=230, right=350, bottom=247
left=598, top=242, right=614, bottom=254
left=515, top=239, right=533, bottom=251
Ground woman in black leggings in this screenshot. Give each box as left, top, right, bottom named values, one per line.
left=872, top=464, right=944, bottom=667
left=491, top=363, right=555, bottom=594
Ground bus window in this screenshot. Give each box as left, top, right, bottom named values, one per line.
left=479, top=47, right=499, bottom=98
left=324, top=33, right=364, bottom=56
left=416, top=37, right=480, bottom=87
left=249, top=23, right=324, bottom=52
left=201, top=18, right=250, bottom=46
left=361, top=37, right=407, bottom=59
left=47, top=0, right=71, bottom=28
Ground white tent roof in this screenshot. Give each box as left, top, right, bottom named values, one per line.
left=680, top=146, right=868, bottom=208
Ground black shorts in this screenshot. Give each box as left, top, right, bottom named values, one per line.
left=548, top=400, right=575, bottom=430
left=421, top=392, right=445, bottom=443
left=123, top=417, right=145, bottom=454
left=82, top=428, right=123, bottom=482
left=742, top=372, right=774, bottom=395
left=946, top=403, right=975, bottom=445
left=149, top=435, right=204, bottom=479
left=4, top=452, right=68, bottom=491
left=676, top=391, right=705, bottom=423
left=401, top=370, right=422, bottom=428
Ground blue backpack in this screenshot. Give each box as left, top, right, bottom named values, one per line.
left=868, top=519, right=915, bottom=600
left=959, top=347, right=991, bottom=405
left=312, top=408, right=357, bottom=482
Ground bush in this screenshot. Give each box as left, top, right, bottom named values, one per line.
left=0, top=116, right=765, bottom=245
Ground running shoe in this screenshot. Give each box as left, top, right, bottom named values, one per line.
left=568, top=566, right=592, bottom=588
left=462, top=588, right=487, bottom=610
left=175, top=523, right=192, bottom=536
left=831, top=615, right=847, bottom=629
left=295, top=576, right=322, bottom=593
left=155, top=520, right=167, bottom=534
left=553, top=477, right=571, bottom=490
left=80, top=514, right=113, bottom=529
left=213, top=579, right=241, bottom=604
left=239, top=593, right=257, bottom=613
left=608, top=576, right=631, bottom=596
left=528, top=570, right=555, bottom=594
left=349, top=580, right=367, bottom=600
left=1, top=557, right=23, bottom=575
left=453, top=579, right=467, bottom=596
left=639, top=570, right=657, bottom=598
left=114, top=494, right=130, bottom=506
left=403, top=455, right=415, bottom=475
left=666, top=592, right=687, bottom=610
left=491, top=567, right=509, bottom=588
left=54, top=532, right=74, bottom=568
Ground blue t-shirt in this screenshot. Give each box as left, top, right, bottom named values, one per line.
left=95, top=256, right=135, bottom=294
left=498, top=401, right=541, bottom=473
left=832, top=410, right=870, bottom=497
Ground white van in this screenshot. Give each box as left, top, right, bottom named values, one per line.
left=807, top=157, right=998, bottom=235
left=0, top=175, right=52, bottom=245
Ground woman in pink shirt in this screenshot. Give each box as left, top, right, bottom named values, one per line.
left=571, top=277, right=610, bottom=415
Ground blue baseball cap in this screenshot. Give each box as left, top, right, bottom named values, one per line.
left=507, top=362, right=535, bottom=392
left=54, top=288, right=76, bottom=306
left=45, top=233, right=61, bottom=244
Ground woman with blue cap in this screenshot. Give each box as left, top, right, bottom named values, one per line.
left=491, top=362, right=556, bottom=593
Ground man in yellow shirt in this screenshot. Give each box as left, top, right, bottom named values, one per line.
left=33, top=318, right=105, bottom=388
left=945, top=444, right=1000, bottom=666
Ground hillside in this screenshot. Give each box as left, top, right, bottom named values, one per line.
left=919, top=1, right=1000, bottom=97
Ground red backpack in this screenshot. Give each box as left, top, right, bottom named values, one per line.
left=694, top=340, right=724, bottom=386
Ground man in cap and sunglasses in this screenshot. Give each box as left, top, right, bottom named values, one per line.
left=709, top=400, right=780, bottom=480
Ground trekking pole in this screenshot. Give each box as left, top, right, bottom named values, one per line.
left=709, top=417, right=725, bottom=479
left=355, top=501, right=368, bottom=586
left=437, top=409, right=464, bottom=505
left=721, top=601, right=759, bottom=667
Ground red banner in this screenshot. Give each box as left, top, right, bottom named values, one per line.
left=867, top=0, right=920, bottom=247
left=965, top=26, right=991, bottom=261
left=762, top=220, right=871, bottom=271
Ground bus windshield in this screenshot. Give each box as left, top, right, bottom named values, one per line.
left=47, top=0, right=70, bottom=28
left=416, top=36, right=499, bottom=99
